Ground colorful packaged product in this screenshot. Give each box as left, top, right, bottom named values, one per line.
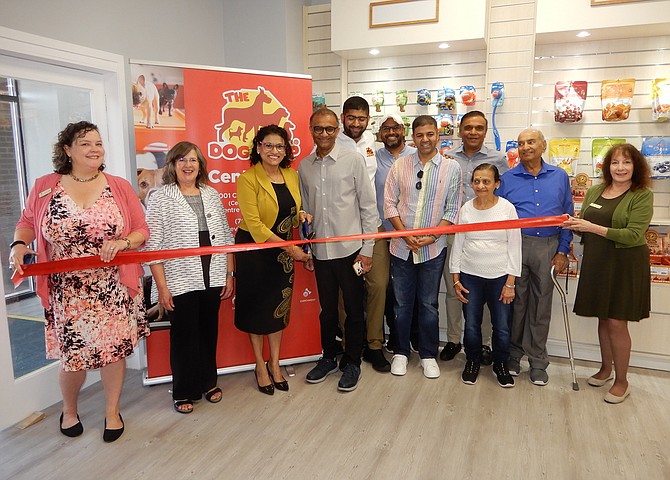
left=402, top=116, right=411, bottom=137
left=601, top=79, right=635, bottom=121
left=436, top=114, right=454, bottom=136
left=548, top=138, right=580, bottom=176
left=505, top=141, right=519, bottom=169
left=570, top=173, right=592, bottom=218
left=591, top=138, right=625, bottom=177
left=459, top=86, right=476, bottom=106
left=396, top=90, right=408, bottom=112
left=439, top=139, right=453, bottom=156
left=417, top=89, right=431, bottom=106
left=437, top=88, right=456, bottom=111
left=312, top=93, right=326, bottom=112
left=641, top=137, right=670, bottom=178
left=554, top=81, right=587, bottom=123
left=372, top=90, right=385, bottom=112
left=651, top=78, right=670, bottom=122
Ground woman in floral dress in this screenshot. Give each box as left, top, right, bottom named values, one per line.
left=10, top=121, right=149, bottom=442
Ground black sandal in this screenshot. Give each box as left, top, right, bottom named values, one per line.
left=204, top=387, right=222, bottom=403
left=173, top=400, right=193, bottom=414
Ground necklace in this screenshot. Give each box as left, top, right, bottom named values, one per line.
left=70, top=171, right=100, bottom=183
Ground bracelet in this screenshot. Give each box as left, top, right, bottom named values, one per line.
left=227, top=271, right=235, bottom=278
left=10, top=240, right=27, bottom=249
left=505, top=284, right=516, bottom=289
left=121, top=237, right=131, bottom=251
left=453, top=280, right=461, bottom=287
left=555, top=251, right=567, bottom=256
left=430, top=234, right=438, bottom=242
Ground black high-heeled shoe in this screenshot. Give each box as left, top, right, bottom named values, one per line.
left=267, top=362, right=289, bottom=391
left=59, top=412, right=83, bottom=438
left=103, top=413, right=124, bottom=443
left=255, top=367, right=275, bottom=395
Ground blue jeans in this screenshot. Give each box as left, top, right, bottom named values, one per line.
left=391, top=249, right=446, bottom=358
left=460, top=272, right=511, bottom=364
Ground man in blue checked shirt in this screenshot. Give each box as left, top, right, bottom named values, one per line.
left=497, top=128, right=573, bottom=387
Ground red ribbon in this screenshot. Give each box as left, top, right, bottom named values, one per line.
left=12, top=215, right=567, bottom=286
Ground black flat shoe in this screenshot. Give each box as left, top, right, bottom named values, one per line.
left=267, top=362, right=289, bottom=391
left=255, top=367, right=275, bottom=395
left=103, top=414, right=124, bottom=443
left=204, top=387, right=222, bottom=403
left=59, top=412, right=83, bottom=438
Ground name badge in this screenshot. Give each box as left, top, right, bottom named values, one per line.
left=39, top=188, right=52, bottom=198
left=589, top=203, right=602, bottom=209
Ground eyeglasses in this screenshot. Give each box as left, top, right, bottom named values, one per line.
left=381, top=125, right=404, bottom=133
left=416, top=170, right=424, bottom=190
left=261, top=142, right=286, bottom=152
left=301, top=219, right=316, bottom=254
left=177, top=157, right=199, bottom=164
left=345, top=115, right=369, bottom=123
left=311, top=125, right=337, bottom=135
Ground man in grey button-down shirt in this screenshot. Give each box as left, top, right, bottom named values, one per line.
left=299, top=108, right=380, bottom=392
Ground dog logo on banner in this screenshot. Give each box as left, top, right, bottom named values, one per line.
left=209, top=86, right=300, bottom=161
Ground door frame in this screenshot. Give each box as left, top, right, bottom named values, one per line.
left=0, top=26, right=134, bottom=431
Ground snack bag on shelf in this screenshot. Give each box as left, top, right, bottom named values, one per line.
left=456, top=113, right=464, bottom=129
left=437, top=88, right=456, bottom=111
left=396, top=90, right=408, bottom=112
left=646, top=228, right=666, bottom=265
left=570, top=173, right=592, bottom=218
left=369, top=115, right=383, bottom=135
left=435, top=114, right=454, bottom=136
left=651, top=78, right=670, bottom=122
left=591, top=138, right=626, bottom=177
left=372, top=90, right=385, bottom=112
left=505, top=140, right=519, bottom=169
left=312, top=93, right=326, bottom=112
left=402, top=115, right=411, bottom=136
left=439, top=139, right=453, bottom=156
left=459, top=85, right=476, bottom=106
left=554, top=81, right=587, bottom=123
left=548, top=138, right=580, bottom=176
left=601, top=79, right=635, bottom=121
left=641, top=137, right=670, bottom=178
left=417, top=88, right=431, bottom=106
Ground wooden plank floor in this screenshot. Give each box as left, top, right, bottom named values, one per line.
left=1, top=355, right=669, bottom=479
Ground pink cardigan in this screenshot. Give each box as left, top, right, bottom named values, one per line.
left=16, top=172, right=150, bottom=307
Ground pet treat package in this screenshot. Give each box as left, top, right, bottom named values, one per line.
left=601, top=79, right=635, bottom=121
left=437, top=88, right=456, bottom=111
left=591, top=138, right=625, bottom=177
left=396, top=90, right=408, bottom=112
left=554, top=81, right=587, bottom=123
left=459, top=86, right=476, bottom=106
left=417, top=89, right=431, bottom=106
left=647, top=227, right=670, bottom=282
left=439, top=139, right=453, bottom=156
left=506, top=140, right=519, bottom=169
left=548, top=138, right=580, bottom=176
left=402, top=115, right=411, bottom=136
left=369, top=115, right=383, bottom=135
left=641, top=137, right=670, bottom=178
left=312, top=93, right=326, bottom=112
left=436, top=114, right=454, bottom=136
left=571, top=173, right=592, bottom=218
left=651, top=78, right=670, bottom=122
left=372, top=90, right=385, bottom=112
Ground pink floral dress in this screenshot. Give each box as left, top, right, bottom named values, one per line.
left=42, top=183, right=148, bottom=371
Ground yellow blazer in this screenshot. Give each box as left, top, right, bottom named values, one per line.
left=237, top=162, right=302, bottom=243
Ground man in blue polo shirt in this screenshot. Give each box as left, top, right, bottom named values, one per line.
left=497, top=127, right=573, bottom=386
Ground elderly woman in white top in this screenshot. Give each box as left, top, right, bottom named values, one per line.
left=145, top=141, right=234, bottom=414
left=449, top=163, right=521, bottom=388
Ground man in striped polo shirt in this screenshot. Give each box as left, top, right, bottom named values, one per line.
left=383, top=115, right=462, bottom=379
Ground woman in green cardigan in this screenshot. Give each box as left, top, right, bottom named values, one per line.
left=563, top=144, right=652, bottom=404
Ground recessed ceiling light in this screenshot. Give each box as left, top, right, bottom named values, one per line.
left=576, top=31, right=591, bottom=38
left=438, top=43, right=450, bottom=49
left=369, top=49, right=380, bottom=55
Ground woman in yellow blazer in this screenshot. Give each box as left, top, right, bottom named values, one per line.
left=235, top=124, right=311, bottom=395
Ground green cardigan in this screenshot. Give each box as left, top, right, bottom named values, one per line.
left=580, top=183, right=653, bottom=248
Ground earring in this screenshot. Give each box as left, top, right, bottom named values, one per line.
left=67, top=156, right=71, bottom=162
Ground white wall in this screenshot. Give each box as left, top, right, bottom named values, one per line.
left=0, top=0, right=226, bottom=66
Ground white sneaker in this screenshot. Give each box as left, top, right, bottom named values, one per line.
left=390, top=354, right=408, bottom=376
left=420, top=358, right=440, bottom=379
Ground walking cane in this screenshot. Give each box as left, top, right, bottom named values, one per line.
left=551, top=266, right=580, bottom=391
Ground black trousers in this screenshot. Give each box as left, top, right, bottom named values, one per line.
left=314, top=251, right=365, bottom=366
left=169, top=287, right=222, bottom=400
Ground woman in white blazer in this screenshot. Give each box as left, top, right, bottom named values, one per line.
left=145, top=141, right=234, bottom=414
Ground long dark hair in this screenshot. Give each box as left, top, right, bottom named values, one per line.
left=602, top=143, right=651, bottom=191
left=249, top=124, right=294, bottom=168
